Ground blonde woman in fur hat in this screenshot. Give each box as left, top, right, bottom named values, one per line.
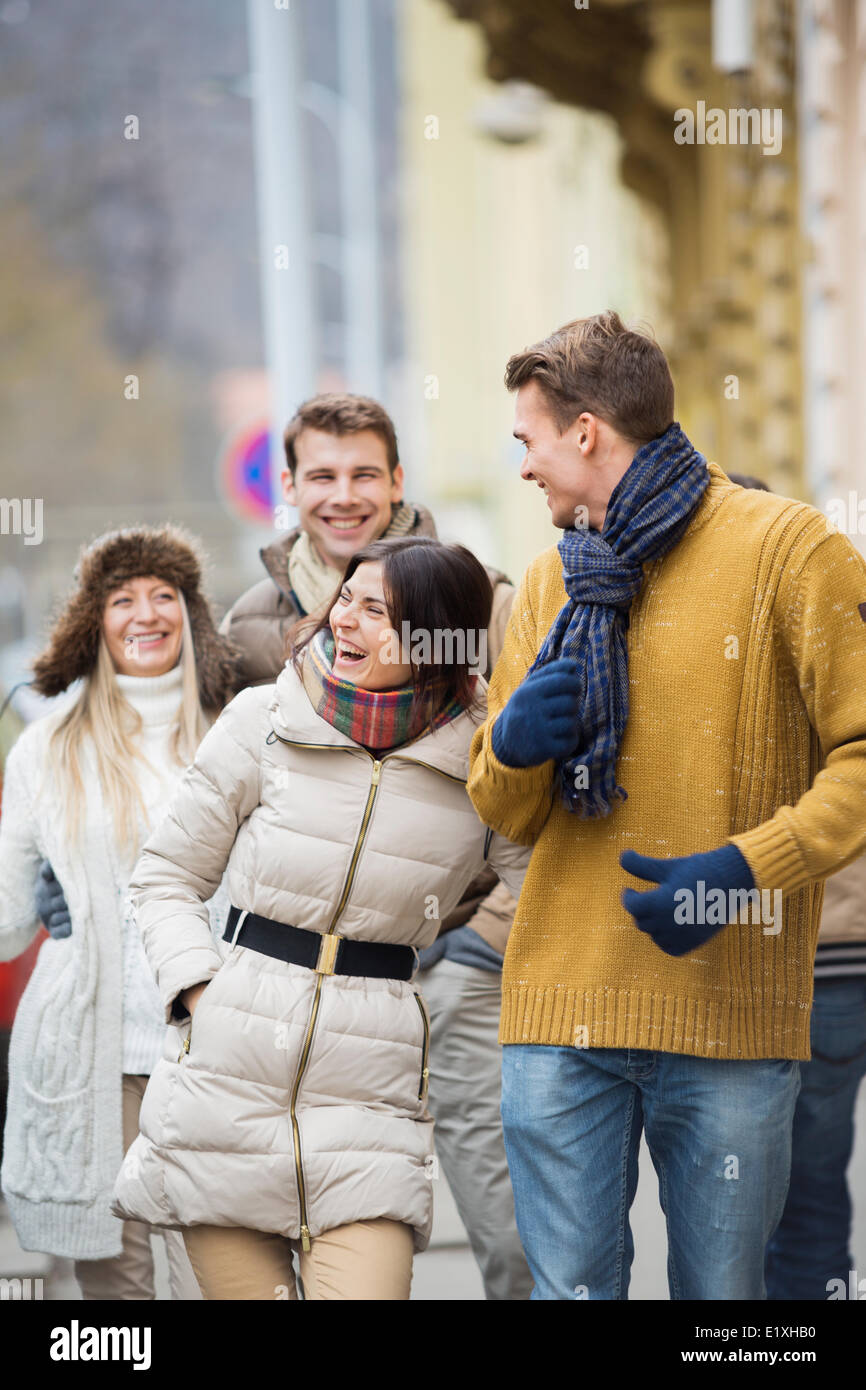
left=0, top=525, right=239, bottom=1300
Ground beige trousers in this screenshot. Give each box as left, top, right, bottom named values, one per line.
left=73, top=1073, right=202, bottom=1301
left=182, top=1218, right=415, bottom=1300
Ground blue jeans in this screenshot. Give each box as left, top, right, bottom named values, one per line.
left=765, top=976, right=866, bottom=1300
left=501, top=1045, right=801, bottom=1300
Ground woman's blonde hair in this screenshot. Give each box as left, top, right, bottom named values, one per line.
left=44, top=589, right=211, bottom=857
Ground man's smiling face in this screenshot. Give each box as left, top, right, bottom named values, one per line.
left=513, top=378, right=613, bottom=532
left=284, top=427, right=405, bottom=570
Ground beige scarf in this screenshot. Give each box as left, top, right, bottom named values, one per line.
left=287, top=503, right=420, bottom=618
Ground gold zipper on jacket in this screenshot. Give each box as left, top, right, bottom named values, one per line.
left=289, top=974, right=324, bottom=1252
left=267, top=730, right=466, bottom=1251
left=391, top=756, right=466, bottom=787
left=284, top=746, right=383, bottom=1251
left=413, top=991, right=430, bottom=1101
left=267, top=729, right=467, bottom=786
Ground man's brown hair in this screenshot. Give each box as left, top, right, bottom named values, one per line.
left=504, top=310, right=675, bottom=444
left=283, top=393, right=399, bottom=477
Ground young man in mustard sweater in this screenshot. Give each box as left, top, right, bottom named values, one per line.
left=467, top=310, right=866, bottom=1301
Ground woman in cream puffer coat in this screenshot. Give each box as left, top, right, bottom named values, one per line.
left=111, top=536, right=531, bottom=1300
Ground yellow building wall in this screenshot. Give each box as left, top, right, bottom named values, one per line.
left=398, top=0, right=671, bottom=583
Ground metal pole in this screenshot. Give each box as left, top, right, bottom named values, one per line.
left=246, top=0, right=317, bottom=507
left=337, top=0, right=384, bottom=397
left=712, top=0, right=754, bottom=75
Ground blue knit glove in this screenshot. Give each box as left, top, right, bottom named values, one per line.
left=491, top=659, right=583, bottom=769
left=35, top=860, right=72, bottom=940
left=620, top=844, right=755, bottom=957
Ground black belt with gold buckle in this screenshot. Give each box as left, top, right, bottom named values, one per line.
left=223, top=905, right=416, bottom=981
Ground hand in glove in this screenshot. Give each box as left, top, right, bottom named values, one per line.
left=35, top=860, right=72, bottom=939
left=491, top=659, right=582, bottom=769
left=620, top=844, right=756, bottom=957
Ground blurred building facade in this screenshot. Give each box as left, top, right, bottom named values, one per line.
left=0, top=0, right=263, bottom=646
left=398, top=0, right=670, bottom=580
left=439, top=0, right=804, bottom=509
left=2, top=0, right=864, bottom=673
left=436, top=0, right=865, bottom=551
left=0, top=0, right=403, bottom=677
left=797, top=0, right=866, bottom=550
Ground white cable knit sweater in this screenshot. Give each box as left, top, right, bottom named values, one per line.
left=114, top=667, right=186, bottom=1074
left=0, top=665, right=225, bottom=1259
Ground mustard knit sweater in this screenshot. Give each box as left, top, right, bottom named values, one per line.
left=468, top=464, right=866, bottom=1060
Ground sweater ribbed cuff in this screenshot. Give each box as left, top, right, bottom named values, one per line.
left=468, top=729, right=554, bottom=846
left=122, top=1024, right=165, bottom=1076
left=729, top=816, right=807, bottom=896
left=483, top=724, right=553, bottom=793
left=2, top=1190, right=124, bottom=1263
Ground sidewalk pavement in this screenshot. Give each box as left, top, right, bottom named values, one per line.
left=2, top=1083, right=864, bottom=1300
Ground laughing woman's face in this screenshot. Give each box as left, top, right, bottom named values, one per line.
left=328, top=561, right=413, bottom=691
left=102, top=575, right=184, bottom=677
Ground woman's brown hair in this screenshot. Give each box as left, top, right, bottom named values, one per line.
left=290, top=536, right=493, bottom=732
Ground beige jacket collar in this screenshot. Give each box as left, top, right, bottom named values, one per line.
left=269, top=658, right=486, bottom=782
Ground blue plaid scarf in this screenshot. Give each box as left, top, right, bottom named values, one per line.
left=530, top=421, right=710, bottom=817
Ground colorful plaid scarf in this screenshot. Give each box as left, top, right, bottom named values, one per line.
left=531, top=421, right=710, bottom=817
left=302, top=628, right=467, bottom=751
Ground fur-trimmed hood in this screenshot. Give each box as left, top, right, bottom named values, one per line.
left=31, top=524, right=240, bottom=712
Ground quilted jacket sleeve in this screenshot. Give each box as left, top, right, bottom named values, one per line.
left=129, top=687, right=266, bottom=1023
left=484, top=830, right=533, bottom=902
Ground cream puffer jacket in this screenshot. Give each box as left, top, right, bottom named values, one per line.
left=110, top=659, right=531, bottom=1253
